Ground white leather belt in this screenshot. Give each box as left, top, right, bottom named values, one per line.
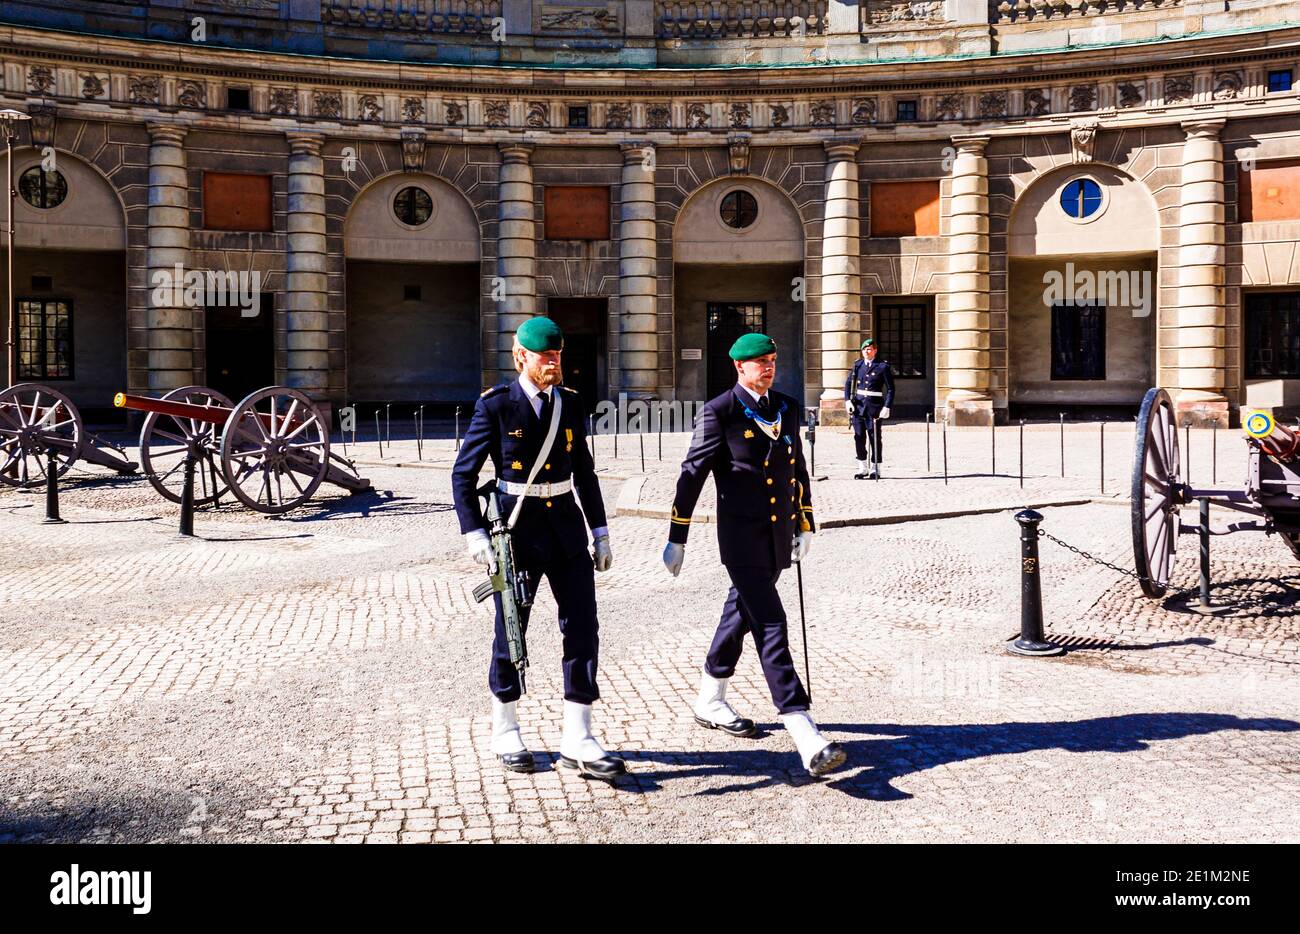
left=499, top=478, right=573, bottom=497
left=856, top=389, right=884, bottom=398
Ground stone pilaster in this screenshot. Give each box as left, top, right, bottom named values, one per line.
left=1174, top=120, right=1228, bottom=427
left=819, top=136, right=862, bottom=426
left=618, top=141, right=657, bottom=400
left=145, top=122, right=192, bottom=391
left=495, top=141, right=537, bottom=381
left=285, top=133, right=329, bottom=396
left=943, top=135, right=993, bottom=426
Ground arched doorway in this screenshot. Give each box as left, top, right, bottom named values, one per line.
left=343, top=173, right=481, bottom=404
left=672, top=178, right=805, bottom=401
left=5, top=149, right=126, bottom=414
left=1007, top=164, right=1160, bottom=417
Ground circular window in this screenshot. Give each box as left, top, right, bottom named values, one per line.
left=719, top=189, right=758, bottom=229
left=1060, top=178, right=1103, bottom=220
left=18, top=167, right=68, bottom=210
left=393, top=186, right=433, bottom=227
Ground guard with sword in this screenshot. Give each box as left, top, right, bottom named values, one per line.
left=661, top=332, right=846, bottom=778
left=452, top=317, right=624, bottom=781
left=844, top=337, right=894, bottom=480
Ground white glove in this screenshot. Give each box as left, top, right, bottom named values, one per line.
left=465, top=529, right=497, bottom=575
left=879, top=407, right=891, bottom=420
left=593, top=534, right=613, bottom=573
left=663, top=542, right=685, bottom=577
left=791, top=531, right=813, bottom=563
left=844, top=400, right=853, bottom=416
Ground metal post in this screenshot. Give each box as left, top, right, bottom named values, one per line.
left=416, top=405, right=423, bottom=461
left=455, top=406, right=461, bottom=451
left=178, top=449, right=196, bottom=538
left=1099, top=421, right=1105, bottom=495
left=385, top=403, right=391, bottom=448
left=614, top=427, right=618, bottom=459
left=42, top=446, right=65, bottom=524
left=1212, top=421, right=1217, bottom=485
left=1198, top=497, right=1212, bottom=610
left=1019, top=419, right=1024, bottom=490
left=1059, top=412, right=1065, bottom=478
left=1007, top=510, right=1062, bottom=656
left=990, top=417, right=996, bottom=476
left=3, top=116, right=23, bottom=390
left=925, top=411, right=931, bottom=473
left=589, top=414, right=596, bottom=468
left=941, top=415, right=948, bottom=486
left=872, top=416, right=880, bottom=481
left=657, top=409, right=662, bottom=461
left=1185, top=422, right=1191, bottom=485
left=375, top=411, right=383, bottom=458
left=639, top=431, right=645, bottom=473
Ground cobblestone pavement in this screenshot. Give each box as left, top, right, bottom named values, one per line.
left=1, top=425, right=1297, bottom=843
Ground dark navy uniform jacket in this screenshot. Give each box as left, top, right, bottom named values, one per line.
left=668, top=386, right=815, bottom=571
left=452, top=380, right=606, bottom=564
left=844, top=357, right=895, bottom=417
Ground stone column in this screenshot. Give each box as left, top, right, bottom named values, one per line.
left=285, top=133, right=329, bottom=397
left=145, top=123, right=192, bottom=391
left=943, top=135, right=993, bottom=426
left=819, top=136, right=862, bottom=426
left=618, top=141, right=657, bottom=399
left=1174, top=119, right=1228, bottom=427
left=495, top=142, right=537, bottom=381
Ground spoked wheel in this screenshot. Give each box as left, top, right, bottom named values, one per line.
left=139, top=386, right=233, bottom=505
left=1131, top=388, right=1184, bottom=597
left=0, top=383, right=83, bottom=489
left=220, top=386, right=329, bottom=514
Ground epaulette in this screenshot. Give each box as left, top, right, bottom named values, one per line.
left=480, top=384, right=509, bottom=398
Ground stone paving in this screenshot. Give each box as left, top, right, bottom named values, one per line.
left=1, top=425, right=1297, bottom=843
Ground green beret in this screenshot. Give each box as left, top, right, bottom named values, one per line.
left=516, top=317, right=564, bottom=352
left=729, top=332, right=777, bottom=361
left=861, top=338, right=875, bottom=350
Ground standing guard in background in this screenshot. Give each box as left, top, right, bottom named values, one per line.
left=844, top=338, right=895, bottom=480
left=662, top=332, right=847, bottom=778
left=451, top=317, right=624, bottom=782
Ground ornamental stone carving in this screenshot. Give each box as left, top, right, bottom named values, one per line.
left=403, top=97, right=425, bottom=122
left=445, top=101, right=465, bottom=125
left=28, top=65, right=55, bottom=96
left=687, top=102, right=710, bottom=129
left=129, top=74, right=160, bottom=104
left=1025, top=88, right=1050, bottom=117
left=1069, top=85, right=1097, bottom=113
left=485, top=100, right=509, bottom=127
left=811, top=101, right=835, bottom=127
left=936, top=94, right=963, bottom=121
left=526, top=102, right=549, bottom=127
left=269, top=87, right=297, bottom=115
left=605, top=102, right=630, bottom=128
left=978, top=91, right=1007, bottom=119
left=728, top=134, right=750, bottom=175
left=400, top=129, right=427, bottom=172
left=648, top=105, right=671, bottom=129
left=851, top=98, right=877, bottom=125
left=1071, top=120, right=1100, bottom=164
left=313, top=90, right=342, bottom=118
left=729, top=102, right=751, bottom=129
left=360, top=94, right=383, bottom=121
left=178, top=80, right=206, bottom=109
left=1118, top=82, right=1144, bottom=109
left=770, top=103, right=790, bottom=128
left=80, top=74, right=105, bottom=99
left=1213, top=72, right=1243, bottom=101
left=1165, top=75, right=1194, bottom=104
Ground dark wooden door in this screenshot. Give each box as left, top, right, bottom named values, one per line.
left=206, top=298, right=274, bottom=403
left=706, top=302, right=766, bottom=400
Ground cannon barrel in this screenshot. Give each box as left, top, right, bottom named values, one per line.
left=115, top=391, right=231, bottom=426
left=1244, top=410, right=1300, bottom=463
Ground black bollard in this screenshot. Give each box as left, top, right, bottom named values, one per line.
left=925, top=411, right=931, bottom=473
left=1185, top=422, right=1191, bottom=484
left=178, top=449, right=197, bottom=538
left=589, top=414, right=596, bottom=468
left=375, top=411, right=383, bottom=458
left=990, top=417, right=996, bottom=476
left=873, top=417, right=881, bottom=481
left=43, top=446, right=65, bottom=524
left=1007, top=510, right=1063, bottom=656
left=455, top=406, right=461, bottom=452
left=614, top=429, right=618, bottom=460
left=1212, top=421, right=1217, bottom=485
left=639, top=431, right=645, bottom=473
left=942, top=416, right=949, bottom=486
left=1019, top=419, right=1025, bottom=490
left=417, top=405, right=424, bottom=461
left=1060, top=412, right=1065, bottom=478
left=1198, top=497, right=1212, bottom=611
left=1099, top=421, right=1105, bottom=495
left=657, top=411, right=663, bottom=462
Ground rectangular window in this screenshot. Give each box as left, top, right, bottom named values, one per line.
left=227, top=87, right=251, bottom=111
left=896, top=100, right=917, bottom=122
left=567, top=106, right=589, bottom=128
left=1268, top=70, right=1294, bottom=93
left=543, top=186, right=610, bottom=240
left=17, top=298, right=73, bottom=380
left=874, top=303, right=927, bottom=378
left=870, top=181, right=941, bottom=237
left=1239, top=158, right=1300, bottom=223
left=1245, top=292, right=1300, bottom=379
left=203, top=172, right=273, bottom=231
left=1051, top=303, right=1106, bottom=380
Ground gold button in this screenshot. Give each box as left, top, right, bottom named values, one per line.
left=789, top=478, right=795, bottom=485
left=544, top=463, right=551, bottom=470
left=769, top=497, right=776, bottom=504
left=770, top=515, right=776, bottom=522
left=763, top=460, right=769, bottom=467
left=790, top=513, right=796, bottom=520
left=546, top=500, right=553, bottom=508
left=766, top=478, right=773, bottom=485
left=789, top=458, right=795, bottom=465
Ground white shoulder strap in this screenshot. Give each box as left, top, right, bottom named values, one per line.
left=506, top=389, right=562, bottom=530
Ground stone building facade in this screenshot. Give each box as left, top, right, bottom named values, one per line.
left=2, top=1, right=1300, bottom=425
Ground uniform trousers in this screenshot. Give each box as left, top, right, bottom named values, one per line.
left=851, top=412, right=883, bottom=463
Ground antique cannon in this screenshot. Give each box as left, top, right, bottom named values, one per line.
left=115, top=385, right=370, bottom=514
left=0, top=382, right=138, bottom=488
left=1131, top=387, right=1300, bottom=598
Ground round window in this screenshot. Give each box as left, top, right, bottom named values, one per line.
left=393, top=186, right=433, bottom=227
left=719, top=189, right=758, bottom=229
left=18, top=166, right=68, bottom=210
left=1060, top=178, right=1103, bottom=220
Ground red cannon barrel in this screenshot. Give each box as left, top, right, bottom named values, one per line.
left=114, top=391, right=231, bottom=426
left=1244, top=410, right=1300, bottom=463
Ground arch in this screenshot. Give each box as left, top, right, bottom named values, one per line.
left=1008, top=162, right=1159, bottom=257
left=10, top=147, right=127, bottom=250
left=673, top=175, right=805, bottom=264
left=343, top=171, right=481, bottom=262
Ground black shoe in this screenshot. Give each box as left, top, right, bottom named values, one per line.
left=807, top=742, right=847, bottom=777
left=854, top=472, right=867, bottom=480
left=694, top=714, right=759, bottom=738
left=558, top=754, right=627, bottom=782
left=499, top=751, right=535, bottom=774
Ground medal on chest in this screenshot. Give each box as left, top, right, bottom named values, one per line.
left=741, top=398, right=786, bottom=441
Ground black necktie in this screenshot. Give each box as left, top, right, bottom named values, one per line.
left=758, top=395, right=771, bottom=419
left=537, top=390, right=552, bottom=426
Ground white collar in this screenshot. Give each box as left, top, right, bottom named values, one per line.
left=518, top=373, right=551, bottom=402
left=736, top=382, right=768, bottom=407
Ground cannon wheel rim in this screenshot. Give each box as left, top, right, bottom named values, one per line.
left=219, top=386, right=328, bottom=515
left=139, top=386, right=234, bottom=506
left=1131, top=387, right=1182, bottom=598
left=0, top=382, right=83, bottom=489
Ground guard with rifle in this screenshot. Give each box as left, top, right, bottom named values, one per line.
left=844, top=337, right=894, bottom=479
left=661, top=332, right=846, bottom=778
left=451, top=317, right=623, bottom=781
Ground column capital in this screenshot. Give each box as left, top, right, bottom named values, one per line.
left=620, top=140, right=656, bottom=161
left=823, top=135, right=863, bottom=161
left=1181, top=119, right=1226, bottom=141
left=286, top=132, right=324, bottom=157
left=498, top=141, right=535, bottom=163
left=146, top=122, right=187, bottom=146
left=951, top=134, right=990, bottom=155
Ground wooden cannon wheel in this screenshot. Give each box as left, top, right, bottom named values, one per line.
left=139, top=385, right=234, bottom=506
left=0, top=383, right=83, bottom=489
left=219, top=386, right=330, bottom=514
left=1131, top=388, right=1185, bottom=598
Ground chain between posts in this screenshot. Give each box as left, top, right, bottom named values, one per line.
left=1036, top=526, right=1200, bottom=599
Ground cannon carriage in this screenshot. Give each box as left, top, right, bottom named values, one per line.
left=0, top=382, right=138, bottom=487
left=116, top=385, right=370, bottom=514
left=1131, top=387, right=1300, bottom=598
